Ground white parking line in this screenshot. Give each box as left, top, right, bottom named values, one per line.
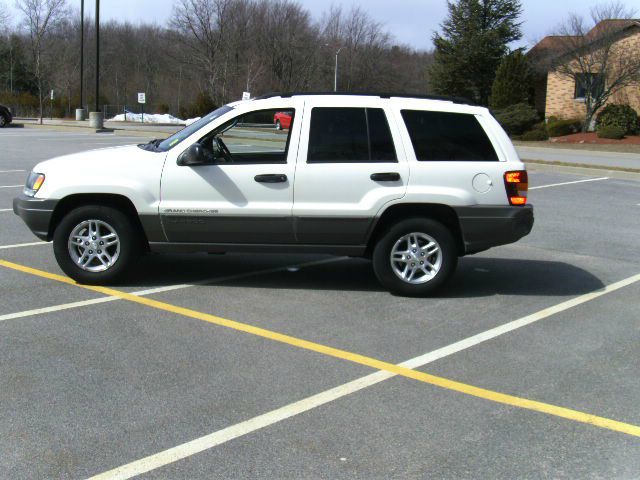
left=530, top=177, right=609, bottom=190
left=0, top=209, right=13, bottom=212
left=0, top=185, right=23, bottom=188
left=88, top=271, right=640, bottom=480
left=0, top=241, right=48, bottom=250
left=0, top=257, right=345, bottom=324
left=0, top=169, right=26, bottom=173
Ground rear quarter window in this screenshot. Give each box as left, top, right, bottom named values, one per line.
left=401, top=110, right=499, bottom=162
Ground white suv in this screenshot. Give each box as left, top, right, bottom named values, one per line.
left=14, top=93, right=533, bottom=296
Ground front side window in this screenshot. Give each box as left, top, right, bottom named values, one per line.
left=307, top=107, right=397, bottom=163
left=197, top=108, right=295, bottom=164
left=158, top=105, right=234, bottom=151
left=401, top=110, right=498, bottom=162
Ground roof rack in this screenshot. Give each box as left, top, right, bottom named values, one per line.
left=252, top=92, right=475, bottom=106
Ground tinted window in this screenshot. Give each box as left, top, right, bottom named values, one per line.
left=308, top=107, right=397, bottom=163
left=367, top=108, right=397, bottom=161
left=401, top=110, right=498, bottom=162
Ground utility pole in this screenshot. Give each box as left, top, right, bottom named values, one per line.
left=334, top=47, right=346, bottom=92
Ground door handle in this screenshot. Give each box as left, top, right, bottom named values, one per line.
left=370, top=172, right=401, bottom=182
left=255, top=174, right=288, bottom=183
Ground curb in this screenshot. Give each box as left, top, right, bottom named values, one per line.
left=18, top=123, right=169, bottom=137
left=524, top=160, right=640, bottom=181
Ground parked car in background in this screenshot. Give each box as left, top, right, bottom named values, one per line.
left=0, top=105, right=13, bottom=128
left=274, top=111, right=292, bottom=130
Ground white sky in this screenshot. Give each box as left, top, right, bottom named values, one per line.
left=7, top=0, right=640, bottom=50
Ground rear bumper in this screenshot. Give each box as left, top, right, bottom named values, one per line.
left=454, top=204, right=534, bottom=255
left=13, top=194, right=58, bottom=241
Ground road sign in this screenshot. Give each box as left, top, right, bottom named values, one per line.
left=138, top=92, right=146, bottom=104
left=242, top=91, right=251, bottom=101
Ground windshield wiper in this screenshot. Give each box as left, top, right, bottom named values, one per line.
left=138, top=138, right=163, bottom=152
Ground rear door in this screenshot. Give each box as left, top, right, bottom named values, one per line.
left=292, top=97, right=408, bottom=245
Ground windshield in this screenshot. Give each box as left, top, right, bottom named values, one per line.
left=157, top=105, right=234, bottom=151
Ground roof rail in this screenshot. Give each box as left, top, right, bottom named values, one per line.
left=252, top=92, right=475, bottom=106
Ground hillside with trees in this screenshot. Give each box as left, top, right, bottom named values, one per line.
left=0, top=0, right=434, bottom=119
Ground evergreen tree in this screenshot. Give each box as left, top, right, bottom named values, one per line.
left=430, top=0, right=523, bottom=106
left=489, top=50, right=533, bottom=110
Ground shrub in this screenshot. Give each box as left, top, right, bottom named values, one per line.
left=595, top=104, right=638, bottom=135
left=546, top=118, right=582, bottom=137
left=597, top=125, right=625, bottom=139
left=493, top=103, right=539, bottom=136
left=521, top=127, right=549, bottom=141
left=155, top=103, right=171, bottom=114
left=187, top=92, right=217, bottom=118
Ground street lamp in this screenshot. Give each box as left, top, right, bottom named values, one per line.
left=334, top=46, right=346, bottom=92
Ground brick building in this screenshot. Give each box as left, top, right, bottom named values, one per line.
left=527, top=19, right=640, bottom=121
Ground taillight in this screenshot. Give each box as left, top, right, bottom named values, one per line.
left=504, top=170, right=528, bottom=206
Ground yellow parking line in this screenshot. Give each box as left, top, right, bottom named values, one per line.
left=1, top=258, right=639, bottom=438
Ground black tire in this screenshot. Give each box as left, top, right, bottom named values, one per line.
left=53, top=205, right=141, bottom=284
left=372, top=218, right=458, bottom=297
left=0, top=114, right=7, bottom=128
left=275, top=120, right=282, bottom=130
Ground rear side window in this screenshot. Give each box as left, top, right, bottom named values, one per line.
left=401, top=110, right=499, bottom=162
left=308, top=107, right=397, bottom=163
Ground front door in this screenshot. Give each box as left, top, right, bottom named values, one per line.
left=160, top=101, right=302, bottom=244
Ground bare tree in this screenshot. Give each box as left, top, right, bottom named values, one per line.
left=16, top=0, right=68, bottom=123
left=171, top=0, right=236, bottom=104
left=0, top=2, right=11, bottom=28
left=552, top=1, right=640, bottom=131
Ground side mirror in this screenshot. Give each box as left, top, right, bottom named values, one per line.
left=177, top=143, right=208, bottom=166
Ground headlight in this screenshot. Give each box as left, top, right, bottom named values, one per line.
left=23, top=172, right=45, bottom=197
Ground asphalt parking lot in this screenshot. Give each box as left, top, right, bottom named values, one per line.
left=1, top=129, right=640, bottom=479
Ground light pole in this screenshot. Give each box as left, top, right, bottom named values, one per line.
left=89, top=0, right=103, bottom=129
left=334, top=47, right=346, bottom=92
left=77, top=0, right=84, bottom=120
left=95, top=0, right=100, bottom=113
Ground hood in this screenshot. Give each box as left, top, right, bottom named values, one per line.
left=32, top=144, right=165, bottom=174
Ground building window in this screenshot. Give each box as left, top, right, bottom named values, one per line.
left=574, top=73, right=604, bottom=100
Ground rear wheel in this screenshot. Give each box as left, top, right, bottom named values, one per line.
left=53, top=205, right=141, bottom=284
left=372, top=218, right=458, bottom=296
left=0, top=114, right=7, bottom=128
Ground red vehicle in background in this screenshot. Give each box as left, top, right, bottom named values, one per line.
left=274, top=111, right=292, bottom=130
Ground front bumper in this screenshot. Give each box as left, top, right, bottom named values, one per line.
left=13, top=194, right=58, bottom=241
left=454, top=204, right=534, bottom=255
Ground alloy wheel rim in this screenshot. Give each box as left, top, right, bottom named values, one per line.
left=67, top=219, right=120, bottom=272
left=390, top=232, right=442, bottom=284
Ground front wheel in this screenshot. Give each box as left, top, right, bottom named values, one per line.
left=0, top=114, right=7, bottom=128
left=372, top=218, right=458, bottom=296
left=53, top=205, right=141, bottom=284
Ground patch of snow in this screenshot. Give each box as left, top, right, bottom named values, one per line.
left=107, top=112, right=187, bottom=124
left=185, top=117, right=201, bottom=126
